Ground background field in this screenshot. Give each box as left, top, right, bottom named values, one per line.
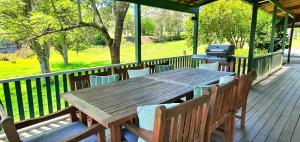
left=2, top=37, right=299, bottom=80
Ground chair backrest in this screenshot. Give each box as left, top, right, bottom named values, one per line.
left=206, top=79, right=238, bottom=132
left=69, top=71, right=111, bottom=91
left=234, top=71, right=256, bottom=110
left=219, top=61, right=234, bottom=72
left=115, top=65, right=144, bottom=80
left=0, top=101, right=21, bottom=142
left=152, top=95, right=210, bottom=142
left=146, top=61, right=169, bottom=74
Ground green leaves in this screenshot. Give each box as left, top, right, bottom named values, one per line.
left=184, top=0, right=272, bottom=50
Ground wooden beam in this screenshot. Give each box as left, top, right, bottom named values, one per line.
left=267, top=0, right=296, bottom=18
left=287, top=19, right=295, bottom=63
left=282, top=13, right=289, bottom=51
left=134, top=4, right=141, bottom=64
left=269, top=5, right=277, bottom=53
left=248, top=0, right=259, bottom=72
left=117, top=0, right=199, bottom=14
left=193, top=9, right=199, bottom=55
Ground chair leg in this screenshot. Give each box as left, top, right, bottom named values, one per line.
left=230, top=113, right=235, bottom=142
left=224, top=117, right=232, bottom=142
left=97, top=126, right=106, bottom=142
left=241, top=105, right=247, bottom=127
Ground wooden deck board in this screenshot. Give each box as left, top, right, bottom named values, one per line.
left=235, top=64, right=300, bottom=142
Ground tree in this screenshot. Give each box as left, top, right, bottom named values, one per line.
left=34, top=0, right=129, bottom=64
left=1, top=0, right=130, bottom=74
left=143, top=7, right=186, bottom=41
left=0, top=0, right=59, bottom=73
left=141, top=18, right=155, bottom=36
left=50, top=32, right=70, bottom=65
left=184, top=0, right=272, bottom=49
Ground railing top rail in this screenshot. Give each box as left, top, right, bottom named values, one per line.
left=253, top=51, right=283, bottom=59
left=0, top=55, right=193, bottom=84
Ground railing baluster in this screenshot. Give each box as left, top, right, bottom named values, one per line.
left=45, top=77, right=53, bottom=114
left=54, top=75, right=61, bottom=110
left=15, top=81, right=25, bottom=120
left=3, top=83, right=13, bottom=118
left=243, top=58, right=247, bottom=75
left=63, top=74, right=69, bottom=107
left=26, top=79, right=34, bottom=118
left=36, top=78, right=44, bottom=116
left=237, top=58, right=241, bottom=76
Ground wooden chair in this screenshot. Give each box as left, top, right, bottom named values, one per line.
left=205, top=79, right=238, bottom=142
left=0, top=101, right=103, bottom=142
left=69, top=71, right=111, bottom=91
left=232, top=71, right=256, bottom=127
left=69, top=71, right=111, bottom=125
left=123, top=95, right=210, bottom=142
left=146, top=61, right=170, bottom=74
left=115, top=65, right=144, bottom=80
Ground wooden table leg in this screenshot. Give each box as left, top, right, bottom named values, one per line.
left=110, top=124, right=122, bottom=142
left=186, top=92, right=193, bottom=101
left=97, top=127, right=106, bottom=142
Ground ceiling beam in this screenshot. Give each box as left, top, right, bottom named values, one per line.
left=116, top=0, right=216, bottom=14
left=267, top=0, right=296, bottom=18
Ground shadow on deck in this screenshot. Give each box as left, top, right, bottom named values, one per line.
left=234, top=64, right=300, bottom=142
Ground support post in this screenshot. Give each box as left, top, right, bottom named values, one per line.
left=248, top=0, right=258, bottom=73
left=282, top=13, right=289, bottom=51
left=134, top=4, right=142, bottom=64
left=269, top=5, right=277, bottom=53
left=193, top=9, right=199, bottom=55
left=288, top=19, right=295, bottom=63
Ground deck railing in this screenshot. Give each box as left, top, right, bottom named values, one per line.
left=252, top=51, right=283, bottom=78
left=0, top=53, right=283, bottom=122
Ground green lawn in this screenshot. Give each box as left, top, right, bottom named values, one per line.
left=0, top=40, right=260, bottom=79
left=292, top=37, right=300, bottom=49
left=0, top=40, right=197, bottom=79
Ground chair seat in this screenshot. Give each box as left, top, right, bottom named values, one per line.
left=23, top=121, right=97, bottom=142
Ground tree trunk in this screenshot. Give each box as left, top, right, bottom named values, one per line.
left=62, top=45, right=68, bottom=65
left=109, top=2, right=129, bottom=64
left=30, top=40, right=51, bottom=73
left=37, top=55, right=50, bottom=73
left=109, top=43, right=120, bottom=64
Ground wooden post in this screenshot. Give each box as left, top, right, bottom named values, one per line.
left=282, top=13, right=289, bottom=51
left=248, top=0, right=258, bottom=73
left=134, top=4, right=142, bottom=64
left=288, top=19, right=295, bottom=63
left=193, top=9, right=199, bottom=55
left=269, top=5, right=277, bottom=53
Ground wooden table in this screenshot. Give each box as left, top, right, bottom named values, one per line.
left=61, top=68, right=233, bottom=142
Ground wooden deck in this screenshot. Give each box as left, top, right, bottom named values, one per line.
left=1, top=64, right=300, bottom=142
left=234, top=64, right=300, bottom=142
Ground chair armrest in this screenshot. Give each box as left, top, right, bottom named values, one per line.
left=64, top=123, right=104, bottom=142
left=124, top=122, right=153, bottom=142
left=15, top=106, right=76, bottom=129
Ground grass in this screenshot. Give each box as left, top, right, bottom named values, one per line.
left=292, top=37, right=300, bottom=49
left=0, top=40, right=198, bottom=79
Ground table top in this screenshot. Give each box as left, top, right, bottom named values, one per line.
left=61, top=68, right=233, bottom=127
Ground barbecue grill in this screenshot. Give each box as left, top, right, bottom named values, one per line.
left=192, top=44, right=234, bottom=63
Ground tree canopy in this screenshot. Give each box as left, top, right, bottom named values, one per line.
left=184, top=0, right=272, bottom=49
